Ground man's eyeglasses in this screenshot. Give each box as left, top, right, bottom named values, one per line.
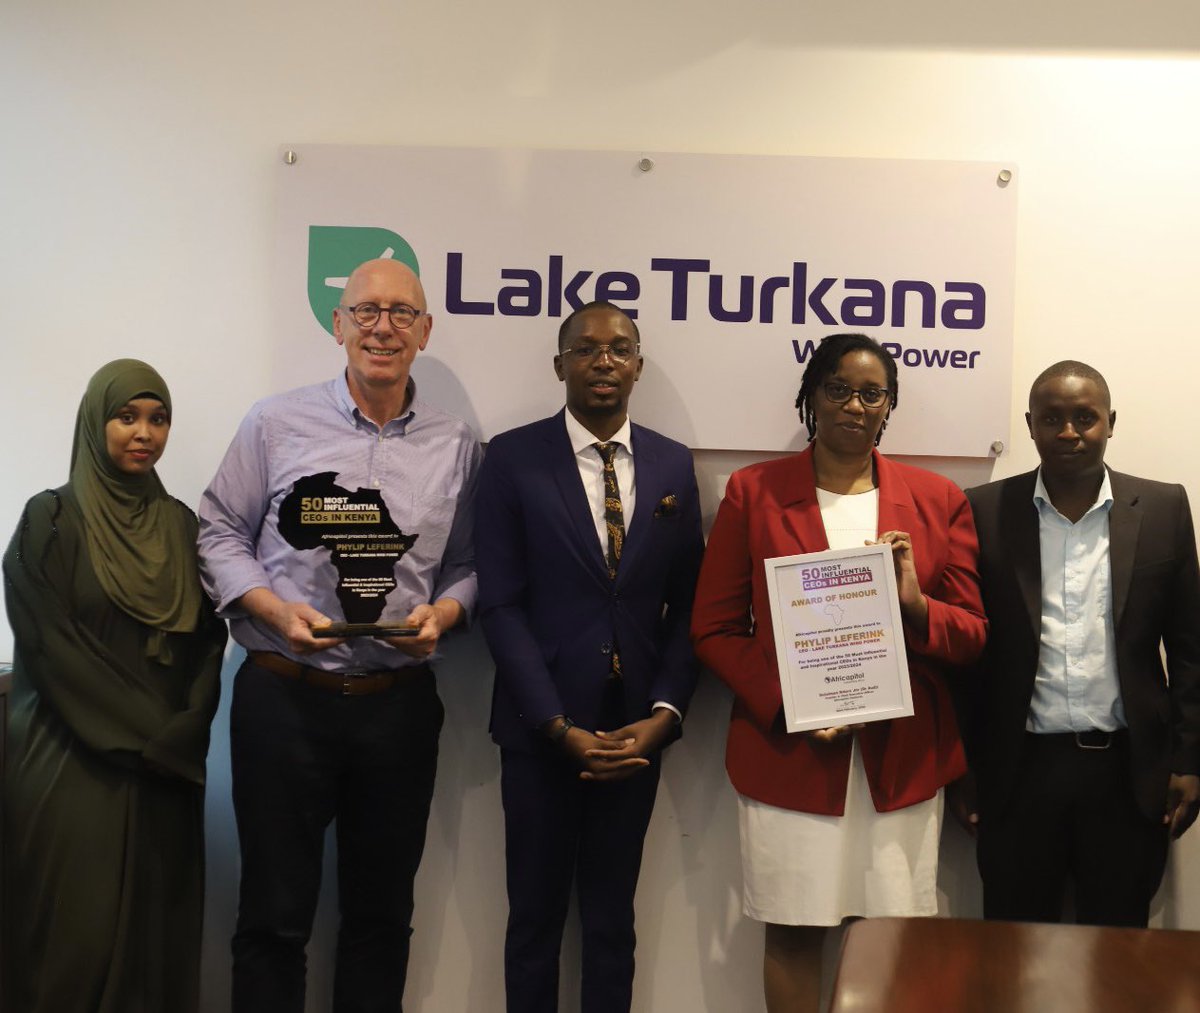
left=559, top=342, right=641, bottom=365
left=823, top=382, right=890, bottom=408
left=340, top=302, right=426, bottom=330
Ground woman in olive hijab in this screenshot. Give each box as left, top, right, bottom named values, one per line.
left=3, top=359, right=226, bottom=1013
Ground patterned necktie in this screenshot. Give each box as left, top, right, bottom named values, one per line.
left=594, top=442, right=625, bottom=681
left=594, top=442, right=625, bottom=579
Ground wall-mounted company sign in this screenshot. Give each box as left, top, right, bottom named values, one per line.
left=274, top=146, right=1016, bottom=456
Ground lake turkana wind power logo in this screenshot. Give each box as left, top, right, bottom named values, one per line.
left=307, top=226, right=420, bottom=336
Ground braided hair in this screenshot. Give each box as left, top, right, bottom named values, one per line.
left=794, top=333, right=898, bottom=445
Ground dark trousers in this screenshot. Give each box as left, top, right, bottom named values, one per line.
left=229, top=656, right=443, bottom=1013
left=500, top=735, right=661, bottom=1013
left=978, top=731, right=1169, bottom=927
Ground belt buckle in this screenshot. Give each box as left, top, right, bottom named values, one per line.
left=1075, top=731, right=1112, bottom=751
left=341, top=670, right=366, bottom=696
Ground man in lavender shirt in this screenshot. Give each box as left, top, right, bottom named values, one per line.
left=199, top=258, right=480, bottom=1013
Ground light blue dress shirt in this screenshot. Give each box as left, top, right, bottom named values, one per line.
left=1027, top=468, right=1125, bottom=733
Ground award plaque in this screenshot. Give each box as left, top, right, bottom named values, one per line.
left=763, top=543, right=913, bottom=733
left=276, top=472, right=421, bottom=629
left=311, top=622, right=420, bottom=639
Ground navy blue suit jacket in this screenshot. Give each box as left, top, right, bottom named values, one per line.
left=476, top=411, right=704, bottom=751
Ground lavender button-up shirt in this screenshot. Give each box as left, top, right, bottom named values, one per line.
left=198, top=373, right=480, bottom=671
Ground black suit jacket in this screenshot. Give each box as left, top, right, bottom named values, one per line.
left=963, top=468, right=1200, bottom=820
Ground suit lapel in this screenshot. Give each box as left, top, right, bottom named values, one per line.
left=874, top=450, right=917, bottom=539
left=1108, top=471, right=1140, bottom=632
left=1002, top=472, right=1043, bottom=643
left=547, top=413, right=610, bottom=580
left=778, top=447, right=829, bottom=552
left=615, top=426, right=656, bottom=582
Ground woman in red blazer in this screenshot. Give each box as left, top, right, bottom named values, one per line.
left=691, top=333, right=985, bottom=1012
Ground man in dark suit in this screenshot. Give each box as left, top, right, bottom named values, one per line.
left=475, top=301, right=703, bottom=1013
left=961, top=360, right=1200, bottom=926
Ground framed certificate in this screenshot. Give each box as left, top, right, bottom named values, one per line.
left=763, top=543, right=914, bottom=733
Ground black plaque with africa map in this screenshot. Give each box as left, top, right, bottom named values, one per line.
left=277, top=472, right=419, bottom=631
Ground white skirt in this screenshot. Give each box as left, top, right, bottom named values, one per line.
left=738, top=739, right=943, bottom=926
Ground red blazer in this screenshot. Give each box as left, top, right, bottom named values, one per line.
left=691, top=447, right=986, bottom=814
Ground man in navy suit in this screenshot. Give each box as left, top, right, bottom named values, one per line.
left=475, top=301, right=704, bottom=1013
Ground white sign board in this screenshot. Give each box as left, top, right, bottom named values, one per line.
left=274, top=145, right=1016, bottom=455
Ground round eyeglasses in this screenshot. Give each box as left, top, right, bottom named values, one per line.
left=340, top=302, right=426, bottom=330
left=823, top=381, right=890, bottom=408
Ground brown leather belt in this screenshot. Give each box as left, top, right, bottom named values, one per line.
left=249, top=651, right=421, bottom=696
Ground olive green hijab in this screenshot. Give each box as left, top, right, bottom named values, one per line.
left=69, top=359, right=201, bottom=637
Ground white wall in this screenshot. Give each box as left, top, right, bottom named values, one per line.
left=3, top=2, right=1200, bottom=1010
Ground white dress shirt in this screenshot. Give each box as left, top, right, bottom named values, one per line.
left=563, top=409, right=636, bottom=548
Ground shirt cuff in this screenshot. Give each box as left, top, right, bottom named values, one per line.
left=652, top=701, right=682, bottom=723
left=206, top=567, right=272, bottom=618
left=432, top=575, right=477, bottom=623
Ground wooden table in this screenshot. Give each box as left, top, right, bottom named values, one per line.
left=830, top=916, right=1200, bottom=1012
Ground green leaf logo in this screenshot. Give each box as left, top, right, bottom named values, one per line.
left=307, top=226, right=420, bottom=336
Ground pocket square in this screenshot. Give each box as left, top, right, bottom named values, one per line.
left=653, top=494, right=680, bottom=518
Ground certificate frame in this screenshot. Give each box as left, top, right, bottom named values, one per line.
left=763, top=543, right=914, bottom=733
